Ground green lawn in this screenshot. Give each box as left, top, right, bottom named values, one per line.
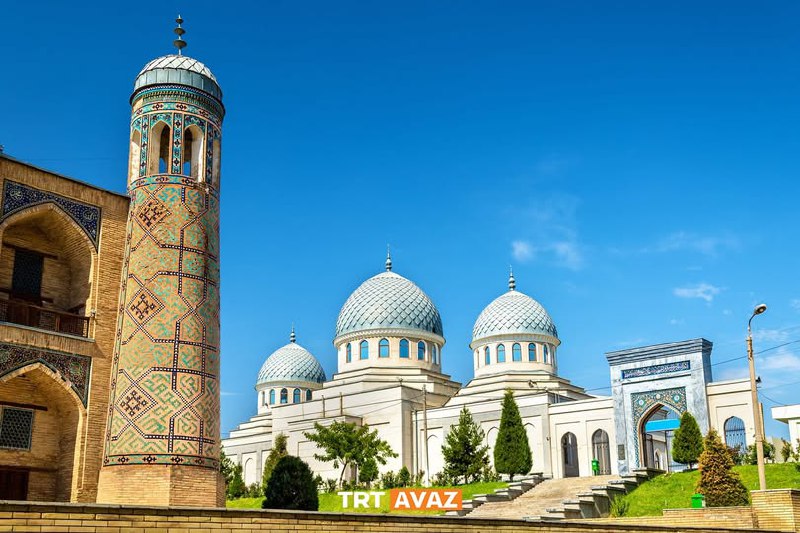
left=624, top=463, right=800, bottom=516
left=226, top=481, right=509, bottom=515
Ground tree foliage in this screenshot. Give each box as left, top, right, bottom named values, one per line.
left=226, top=462, right=246, bottom=499
left=696, top=429, right=749, bottom=507
left=442, top=407, right=490, bottom=484
left=493, top=389, right=532, bottom=481
left=358, top=457, right=379, bottom=487
left=303, top=421, right=397, bottom=486
left=220, top=450, right=235, bottom=486
left=262, top=433, right=288, bottom=494
left=672, top=412, right=704, bottom=469
left=262, top=455, right=319, bottom=511
left=745, top=441, right=775, bottom=465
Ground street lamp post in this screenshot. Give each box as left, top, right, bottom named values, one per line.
left=747, top=303, right=767, bottom=491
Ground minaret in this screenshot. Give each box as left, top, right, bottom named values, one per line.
left=97, top=17, right=225, bottom=506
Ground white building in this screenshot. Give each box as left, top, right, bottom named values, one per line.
left=223, top=256, right=758, bottom=485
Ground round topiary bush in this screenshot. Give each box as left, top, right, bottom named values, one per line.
left=262, top=455, right=319, bottom=511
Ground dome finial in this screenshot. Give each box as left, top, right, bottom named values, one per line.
left=173, top=15, right=187, bottom=56
left=385, top=244, right=392, bottom=271
left=290, top=323, right=296, bottom=343
left=508, top=265, right=516, bottom=291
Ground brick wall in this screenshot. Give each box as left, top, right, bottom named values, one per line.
left=0, top=502, right=782, bottom=533
left=585, top=507, right=757, bottom=529
left=96, top=465, right=225, bottom=507
left=752, top=489, right=800, bottom=531
left=0, top=156, right=130, bottom=503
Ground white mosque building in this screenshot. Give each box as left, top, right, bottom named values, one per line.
left=223, top=255, right=764, bottom=486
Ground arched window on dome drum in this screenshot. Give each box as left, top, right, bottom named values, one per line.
left=129, top=129, right=141, bottom=181
left=512, top=343, right=522, bottom=361
left=346, top=343, right=352, bottom=362
left=543, top=344, right=549, bottom=364
left=399, top=339, right=410, bottom=358
left=418, top=341, right=426, bottom=361
left=528, top=343, right=536, bottom=361
left=293, top=388, right=301, bottom=404
left=280, top=388, right=288, bottom=404
left=182, top=125, right=204, bottom=178
left=379, top=338, right=390, bottom=358
left=497, top=344, right=506, bottom=363
left=360, top=340, right=369, bottom=360
left=148, top=121, right=171, bottom=175
left=269, top=389, right=275, bottom=405
left=211, top=138, right=221, bottom=184
left=485, top=346, right=491, bottom=365
left=306, top=389, right=312, bottom=402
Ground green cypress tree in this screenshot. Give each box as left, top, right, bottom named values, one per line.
left=263, top=455, right=319, bottom=511
left=672, top=412, right=704, bottom=469
left=494, top=389, right=532, bottom=481
left=262, top=433, right=288, bottom=494
left=696, top=429, right=749, bottom=507
left=441, top=407, right=490, bottom=484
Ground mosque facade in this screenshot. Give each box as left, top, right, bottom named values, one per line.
left=222, top=259, right=760, bottom=486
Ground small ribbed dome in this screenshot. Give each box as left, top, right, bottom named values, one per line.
left=256, top=342, right=326, bottom=386
left=472, top=290, right=558, bottom=341
left=335, top=271, right=443, bottom=339
left=133, top=54, right=222, bottom=100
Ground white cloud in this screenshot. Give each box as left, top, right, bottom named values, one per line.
left=717, top=366, right=749, bottom=381
left=646, top=232, right=740, bottom=257
left=759, top=349, right=800, bottom=373
left=722, top=309, right=733, bottom=316
left=221, top=391, right=241, bottom=397
left=754, top=328, right=790, bottom=343
left=669, top=318, right=685, bottom=326
left=791, top=299, right=800, bottom=312
left=673, top=283, right=721, bottom=303
left=512, top=240, right=534, bottom=262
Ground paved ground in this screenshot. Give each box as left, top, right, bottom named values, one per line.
left=468, top=475, right=618, bottom=519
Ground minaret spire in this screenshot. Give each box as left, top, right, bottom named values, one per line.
left=508, top=265, right=516, bottom=291
left=290, top=323, right=296, bottom=343
left=385, top=244, right=392, bottom=271
left=173, top=15, right=187, bottom=55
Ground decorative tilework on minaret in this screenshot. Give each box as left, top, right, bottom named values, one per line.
left=97, top=18, right=225, bottom=507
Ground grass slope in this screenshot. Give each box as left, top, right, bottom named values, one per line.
left=625, top=463, right=800, bottom=516
left=226, top=481, right=509, bottom=515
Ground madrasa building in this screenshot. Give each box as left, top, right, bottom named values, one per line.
left=222, top=257, right=766, bottom=485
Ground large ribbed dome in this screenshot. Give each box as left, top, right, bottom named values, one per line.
left=256, top=340, right=326, bottom=386
left=133, top=54, right=222, bottom=100
left=473, top=289, right=558, bottom=341
left=335, top=270, right=443, bottom=339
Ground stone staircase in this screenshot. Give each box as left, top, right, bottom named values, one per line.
left=462, top=469, right=662, bottom=520
left=444, top=475, right=545, bottom=517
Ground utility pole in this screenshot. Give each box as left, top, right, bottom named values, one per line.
left=422, top=385, right=430, bottom=486
left=747, top=303, right=768, bottom=491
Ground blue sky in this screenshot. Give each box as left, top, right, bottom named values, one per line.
left=1, top=2, right=798, bottom=440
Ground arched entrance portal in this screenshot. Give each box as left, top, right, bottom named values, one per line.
left=592, top=429, right=611, bottom=475
left=561, top=432, right=579, bottom=477
left=0, top=364, right=84, bottom=501
left=639, top=405, right=681, bottom=472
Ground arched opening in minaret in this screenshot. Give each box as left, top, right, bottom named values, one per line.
left=129, top=129, right=141, bottom=182
left=147, top=121, right=171, bottom=175
left=211, top=138, right=221, bottom=184
left=182, top=125, right=204, bottom=179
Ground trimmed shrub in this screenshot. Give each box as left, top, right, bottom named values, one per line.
left=696, top=429, right=749, bottom=507
left=263, top=456, right=319, bottom=511
left=494, top=389, right=532, bottom=481
left=261, top=433, right=288, bottom=494
left=672, top=412, right=703, bottom=469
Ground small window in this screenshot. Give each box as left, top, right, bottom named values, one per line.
left=484, top=346, right=491, bottom=365
left=211, top=138, right=221, bottom=184
left=158, top=124, right=171, bottom=173
left=0, top=407, right=34, bottom=450
left=528, top=343, right=536, bottom=362
left=497, top=344, right=506, bottom=363
left=400, top=339, right=410, bottom=358
left=418, top=341, right=426, bottom=361
left=346, top=343, right=352, bottom=363
left=379, top=338, right=390, bottom=358
left=512, top=343, right=522, bottom=362
left=269, top=389, right=275, bottom=405
left=543, top=344, right=549, bottom=364
left=293, top=388, right=301, bottom=404
left=432, top=344, right=438, bottom=364
left=280, top=388, right=288, bottom=404
left=306, top=389, right=312, bottom=401
left=360, top=340, right=369, bottom=360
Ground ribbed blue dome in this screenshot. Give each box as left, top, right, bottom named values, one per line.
left=335, top=271, right=443, bottom=339
left=472, top=290, right=557, bottom=341
left=256, top=342, right=326, bottom=386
